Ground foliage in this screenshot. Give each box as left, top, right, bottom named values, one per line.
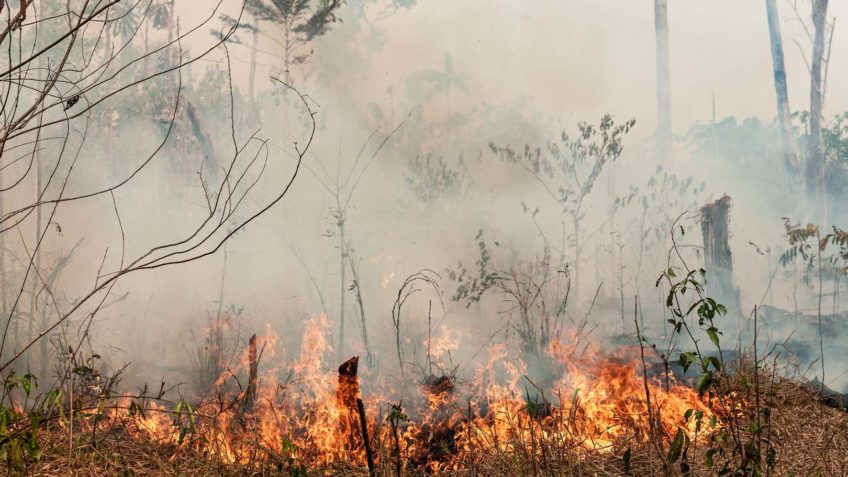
left=404, top=153, right=469, bottom=202
left=651, top=233, right=777, bottom=476
left=689, top=113, right=848, bottom=204
left=822, top=112, right=848, bottom=198
left=780, top=220, right=848, bottom=282
left=638, top=166, right=706, bottom=250
left=445, top=230, right=499, bottom=307
left=490, top=114, right=636, bottom=295
left=446, top=230, right=571, bottom=356
left=491, top=115, right=636, bottom=220
left=689, top=116, right=783, bottom=168
left=406, top=53, right=469, bottom=119
left=241, top=0, right=345, bottom=73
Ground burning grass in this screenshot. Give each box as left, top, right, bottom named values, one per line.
left=2, top=315, right=845, bottom=476
left=113, top=317, right=714, bottom=469
left=13, top=369, right=848, bottom=476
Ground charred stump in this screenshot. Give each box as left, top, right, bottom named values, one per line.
left=700, top=195, right=741, bottom=312
left=338, top=356, right=361, bottom=409
left=337, top=357, right=371, bottom=465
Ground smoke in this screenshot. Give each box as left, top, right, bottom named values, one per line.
left=7, top=0, right=848, bottom=396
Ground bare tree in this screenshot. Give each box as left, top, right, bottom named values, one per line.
left=307, top=121, right=405, bottom=364
left=654, top=0, right=672, bottom=161
left=807, top=0, right=829, bottom=220
left=766, top=0, right=799, bottom=174
left=0, top=1, right=317, bottom=377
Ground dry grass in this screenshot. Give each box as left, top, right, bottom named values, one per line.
left=8, top=371, right=848, bottom=477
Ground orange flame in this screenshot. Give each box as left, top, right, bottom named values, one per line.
left=101, top=315, right=717, bottom=472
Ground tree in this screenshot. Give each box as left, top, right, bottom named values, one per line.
left=765, top=0, right=799, bottom=174
left=307, top=123, right=404, bottom=365
left=807, top=0, right=829, bottom=220
left=491, top=115, right=636, bottom=299
left=244, top=0, right=344, bottom=84
left=654, top=0, right=672, bottom=160
left=0, top=1, right=316, bottom=377
left=407, top=53, right=469, bottom=122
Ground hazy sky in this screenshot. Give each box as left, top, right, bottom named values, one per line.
left=167, top=0, right=848, bottom=149
left=379, top=1, right=847, bottom=136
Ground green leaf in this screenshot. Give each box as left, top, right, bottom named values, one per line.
left=668, top=428, right=684, bottom=464
left=685, top=301, right=701, bottom=317
left=705, top=448, right=716, bottom=468
left=678, top=352, right=697, bottom=374
left=20, top=375, right=32, bottom=395
left=707, top=327, right=721, bottom=348
left=10, top=439, right=24, bottom=470
left=705, top=356, right=722, bottom=372
left=696, top=371, right=713, bottom=395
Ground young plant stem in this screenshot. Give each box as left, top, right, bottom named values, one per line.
left=634, top=295, right=668, bottom=474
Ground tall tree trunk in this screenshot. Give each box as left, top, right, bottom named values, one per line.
left=808, top=0, right=828, bottom=221
left=337, top=215, right=347, bottom=363
left=248, top=18, right=259, bottom=126
left=766, top=0, right=799, bottom=174
left=654, top=0, right=672, bottom=161
left=35, top=154, right=45, bottom=379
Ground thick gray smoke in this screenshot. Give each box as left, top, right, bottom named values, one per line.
left=8, top=0, right=848, bottom=395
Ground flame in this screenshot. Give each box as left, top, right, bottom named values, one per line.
left=381, top=272, right=395, bottom=289
left=96, top=315, right=718, bottom=472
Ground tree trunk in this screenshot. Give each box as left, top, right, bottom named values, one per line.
left=35, top=152, right=45, bottom=379
left=654, top=0, right=672, bottom=160
left=701, top=196, right=740, bottom=312
left=347, top=250, right=373, bottom=368
left=766, top=0, right=799, bottom=174
left=807, top=0, right=828, bottom=222
left=248, top=16, right=259, bottom=126
left=337, top=216, right=347, bottom=363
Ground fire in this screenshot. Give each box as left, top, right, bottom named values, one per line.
left=97, top=316, right=717, bottom=472
left=426, top=324, right=467, bottom=362
left=381, top=271, right=395, bottom=288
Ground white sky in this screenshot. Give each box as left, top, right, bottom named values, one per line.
left=182, top=0, right=848, bottom=140
left=370, top=0, right=848, bottom=136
